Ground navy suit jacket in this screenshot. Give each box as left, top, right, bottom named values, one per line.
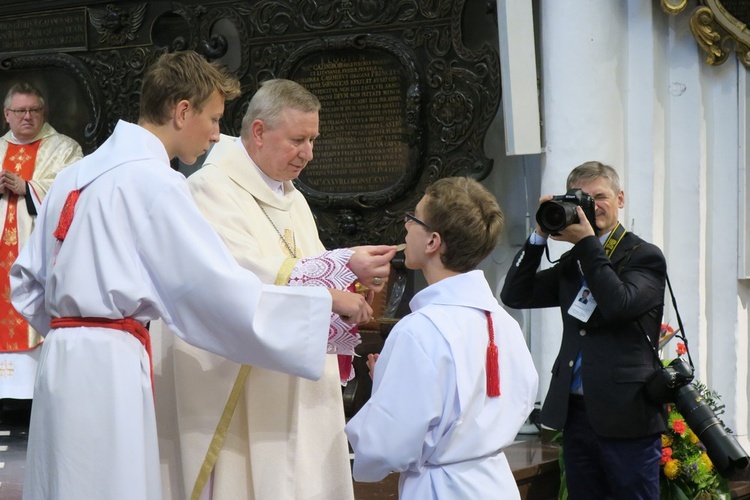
left=501, top=231, right=667, bottom=438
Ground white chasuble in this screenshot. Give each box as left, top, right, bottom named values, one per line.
left=155, top=135, right=357, bottom=500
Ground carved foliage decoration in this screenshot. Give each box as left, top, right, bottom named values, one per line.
left=89, top=3, right=148, bottom=46
left=79, top=48, right=160, bottom=139
left=663, top=0, right=750, bottom=68
left=0, top=0, right=501, bottom=250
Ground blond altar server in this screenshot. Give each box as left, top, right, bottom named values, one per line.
left=155, top=79, right=395, bottom=500
left=11, top=52, right=372, bottom=500
left=0, top=82, right=82, bottom=399
left=346, top=177, right=539, bottom=499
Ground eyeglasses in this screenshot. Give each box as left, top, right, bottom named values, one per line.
left=5, top=107, right=43, bottom=118
left=404, top=212, right=432, bottom=231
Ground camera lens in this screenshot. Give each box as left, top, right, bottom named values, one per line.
left=536, top=201, right=579, bottom=234
left=674, top=384, right=750, bottom=476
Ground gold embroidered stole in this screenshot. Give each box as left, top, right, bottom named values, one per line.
left=0, top=140, right=40, bottom=351
left=191, top=211, right=300, bottom=499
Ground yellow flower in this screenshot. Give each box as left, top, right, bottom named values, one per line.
left=664, top=459, right=681, bottom=479
left=688, top=430, right=700, bottom=444
left=701, top=452, right=714, bottom=471
left=662, top=434, right=673, bottom=447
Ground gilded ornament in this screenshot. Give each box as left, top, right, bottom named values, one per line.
left=663, top=0, right=750, bottom=69
left=661, top=0, right=688, bottom=15
left=690, top=7, right=731, bottom=65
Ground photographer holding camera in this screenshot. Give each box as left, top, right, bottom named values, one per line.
left=501, top=161, right=667, bottom=499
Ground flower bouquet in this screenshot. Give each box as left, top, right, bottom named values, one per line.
left=658, top=325, right=730, bottom=500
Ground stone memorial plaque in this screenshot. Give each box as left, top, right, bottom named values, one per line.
left=0, top=8, right=87, bottom=56
left=296, top=50, right=409, bottom=196
left=0, top=0, right=501, bottom=248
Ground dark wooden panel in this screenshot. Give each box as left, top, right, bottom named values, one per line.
left=0, top=0, right=501, bottom=251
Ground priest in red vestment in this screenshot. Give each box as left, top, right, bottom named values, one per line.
left=0, top=82, right=82, bottom=399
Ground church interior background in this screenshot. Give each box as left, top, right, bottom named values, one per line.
left=2, top=0, right=750, bottom=497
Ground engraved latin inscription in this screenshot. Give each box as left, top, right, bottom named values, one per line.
left=295, top=50, right=409, bottom=194
left=0, top=9, right=87, bottom=55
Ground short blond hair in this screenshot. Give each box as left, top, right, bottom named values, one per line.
left=423, top=177, right=504, bottom=273
left=139, top=50, right=241, bottom=125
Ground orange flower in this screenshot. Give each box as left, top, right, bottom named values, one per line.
left=660, top=323, right=675, bottom=337
left=672, top=419, right=687, bottom=435
left=676, top=342, right=687, bottom=355
left=661, top=447, right=673, bottom=465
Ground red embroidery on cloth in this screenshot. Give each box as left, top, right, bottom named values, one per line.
left=53, top=189, right=82, bottom=241
left=0, top=141, right=40, bottom=351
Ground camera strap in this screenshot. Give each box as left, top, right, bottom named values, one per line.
left=639, top=273, right=694, bottom=370
left=665, top=274, right=693, bottom=367
left=603, top=222, right=626, bottom=258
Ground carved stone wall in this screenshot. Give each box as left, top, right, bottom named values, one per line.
left=0, top=0, right=501, bottom=249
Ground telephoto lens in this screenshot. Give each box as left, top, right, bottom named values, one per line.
left=674, top=384, right=750, bottom=478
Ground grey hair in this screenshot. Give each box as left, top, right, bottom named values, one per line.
left=4, top=82, right=45, bottom=109
left=566, top=161, right=621, bottom=194
left=240, top=79, right=320, bottom=138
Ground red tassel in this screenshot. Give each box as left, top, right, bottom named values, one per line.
left=486, top=311, right=500, bottom=397
left=338, top=353, right=354, bottom=385
left=53, top=189, right=81, bottom=242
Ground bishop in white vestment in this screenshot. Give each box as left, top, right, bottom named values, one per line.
left=156, top=78, right=392, bottom=500
left=157, top=133, right=392, bottom=499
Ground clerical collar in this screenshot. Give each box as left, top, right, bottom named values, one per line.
left=9, top=131, right=40, bottom=145
left=235, top=137, right=284, bottom=197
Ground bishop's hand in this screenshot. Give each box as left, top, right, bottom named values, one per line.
left=348, top=245, right=398, bottom=293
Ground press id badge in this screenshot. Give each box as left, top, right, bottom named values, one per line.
left=568, top=285, right=596, bottom=322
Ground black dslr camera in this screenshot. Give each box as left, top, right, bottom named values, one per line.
left=646, top=357, right=750, bottom=478
left=536, top=188, right=597, bottom=236
left=645, top=356, right=694, bottom=403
